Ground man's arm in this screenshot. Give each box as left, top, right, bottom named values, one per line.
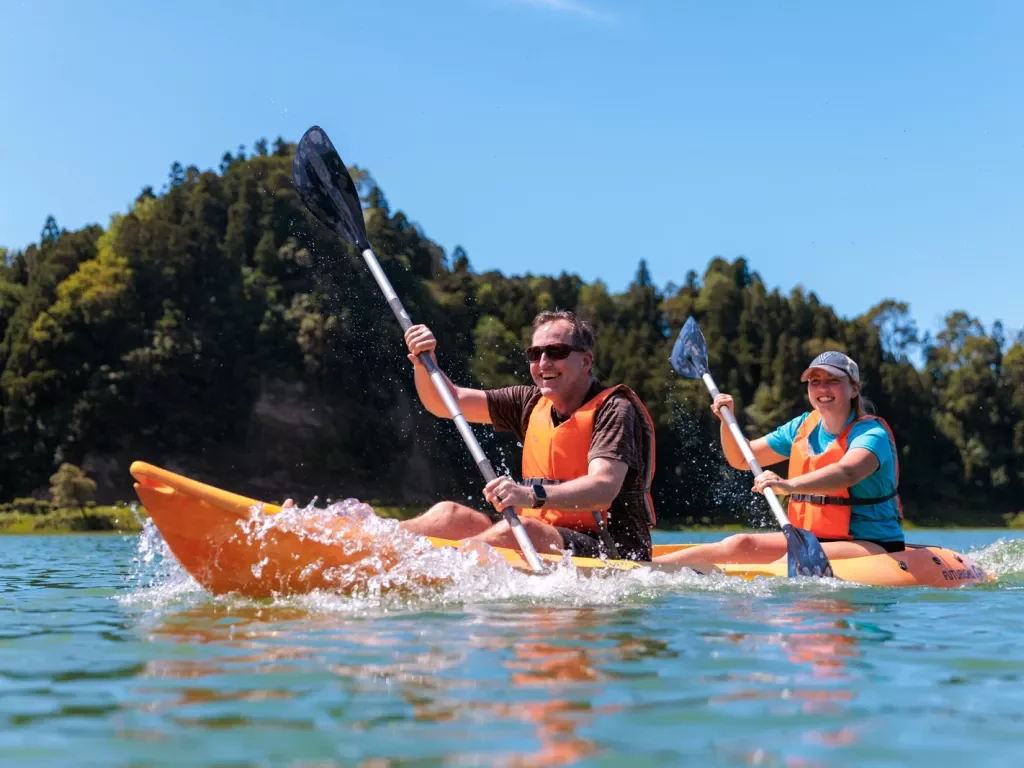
left=536, top=458, right=629, bottom=511
left=406, top=324, right=491, bottom=424
left=410, top=357, right=491, bottom=423
left=483, top=458, right=628, bottom=514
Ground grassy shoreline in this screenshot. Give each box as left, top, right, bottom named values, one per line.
left=0, top=503, right=425, bottom=534
left=0, top=505, right=148, bottom=534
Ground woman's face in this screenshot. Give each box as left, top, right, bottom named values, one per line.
left=805, top=369, right=857, bottom=417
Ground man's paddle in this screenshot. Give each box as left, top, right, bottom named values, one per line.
left=669, top=317, right=835, bottom=577
left=291, top=125, right=546, bottom=573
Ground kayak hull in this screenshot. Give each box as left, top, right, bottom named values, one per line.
left=130, top=462, right=993, bottom=597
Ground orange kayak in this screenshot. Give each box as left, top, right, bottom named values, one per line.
left=131, top=461, right=994, bottom=598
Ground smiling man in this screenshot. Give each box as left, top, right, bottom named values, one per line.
left=401, top=310, right=657, bottom=562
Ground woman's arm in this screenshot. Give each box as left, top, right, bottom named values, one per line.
left=711, top=394, right=787, bottom=470
left=753, top=448, right=880, bottom=495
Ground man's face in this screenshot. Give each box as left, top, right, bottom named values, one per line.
left=528, top=320, right=592, bottom=401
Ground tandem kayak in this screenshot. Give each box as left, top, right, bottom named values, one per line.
left=130, top=461, right=993, bottom=597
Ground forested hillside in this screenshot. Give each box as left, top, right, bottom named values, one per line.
left=1, top=140, right=1021, bottom=526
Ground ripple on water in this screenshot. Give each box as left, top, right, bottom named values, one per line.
left=2, top=526, right=1023, bottom=767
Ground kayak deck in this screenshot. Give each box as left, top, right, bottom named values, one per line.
left=130, top=462, right=993, bottom=597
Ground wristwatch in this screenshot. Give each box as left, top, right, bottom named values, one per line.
left=531, top=484, right=547, bottom=508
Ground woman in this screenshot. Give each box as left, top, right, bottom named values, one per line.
left=656, top=351, right=904, bottom=566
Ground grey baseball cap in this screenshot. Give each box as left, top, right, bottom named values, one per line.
left=800, top=351, right=860, bottom=383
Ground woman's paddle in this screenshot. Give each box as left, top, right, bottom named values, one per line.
left=291, top=125, right=546, bottom=573
left=669, top=317, right=834, bottom=577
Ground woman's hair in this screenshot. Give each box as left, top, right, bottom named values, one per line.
left=531, top=310, right=595, bottom=352
left=851, top=388, right=876, bottom=418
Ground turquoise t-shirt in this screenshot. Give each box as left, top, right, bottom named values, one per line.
left=764, top=412, right=903, bottom=543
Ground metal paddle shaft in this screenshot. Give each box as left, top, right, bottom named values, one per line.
left=702, top=375, right=833, bottom=577
left=360, top=248, right=545, bottom=571
left=699, top=374, right=792, bottom=525
left=669, top=317, right=834, bottom=578
left=292, top=125, right=545, bottom=573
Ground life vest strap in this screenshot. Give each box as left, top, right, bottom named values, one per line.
left=590, top=511, right=622, bottom=560
left=789, top=489, right=898, bottom=506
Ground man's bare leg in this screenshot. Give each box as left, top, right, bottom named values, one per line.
left=467, top=517, right=565, bottom=556
left=279, top=497, right=494, bottom=542
left=286, top=497, right=566, bottom=556
left=400, top=501, right=494, bottom=540
left=401, top=502, right=565, bottom=556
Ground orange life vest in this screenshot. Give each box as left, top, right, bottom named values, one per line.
left=787, top=411, right=902, bottom=540
left=520, top=385, right=657, bottom=533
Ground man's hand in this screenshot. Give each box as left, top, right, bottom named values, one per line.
left=405, top=324, right=437, bottom=366
left=483, top=476, right=534, bottom=512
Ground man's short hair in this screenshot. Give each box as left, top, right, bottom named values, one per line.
left=531, top=310, right=595, bottom=352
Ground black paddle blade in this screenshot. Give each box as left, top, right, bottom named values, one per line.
left=292, top=125, right=370, bottom=251
left=669, top=316, right=710, bottom=379
left=783, top=525, right=835, bottom=578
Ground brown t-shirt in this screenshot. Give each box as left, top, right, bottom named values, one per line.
left=486, top=379, right=653, bottom=561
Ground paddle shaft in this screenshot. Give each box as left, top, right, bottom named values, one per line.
left=699, top=373, right=793, bottom=528
left=359, top=248, right=546, bottom=572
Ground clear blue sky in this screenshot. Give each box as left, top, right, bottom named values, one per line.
left=1, top=0, right=1020, bottom=341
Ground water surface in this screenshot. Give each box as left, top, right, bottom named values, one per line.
left=1, top=529, right=1022, bottom=767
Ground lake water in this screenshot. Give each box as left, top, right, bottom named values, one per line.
left=1, top=528, right=1023, bottom=767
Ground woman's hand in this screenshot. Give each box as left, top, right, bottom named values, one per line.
left=710, top=393, right=735, bottom=422
left=752, top=470, right=795, bottom=495
left=483, top=476, right=534, bottom=512
left=404, top=324, right=437, bottom=366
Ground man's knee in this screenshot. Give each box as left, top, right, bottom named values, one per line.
left=422, top=500, right=456, bottom=521
left=423, top=501, right=478, bottom=524
left=476, top=517, right=564, bottom=553
left=525, top=519, right=568, bottom=554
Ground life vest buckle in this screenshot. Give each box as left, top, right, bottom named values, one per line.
left=791, top=493, right=830, bottom=505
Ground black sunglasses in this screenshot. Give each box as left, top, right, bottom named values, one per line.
left=525, top=343, right=585, bottom=362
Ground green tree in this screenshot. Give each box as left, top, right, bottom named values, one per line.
left=0, top=136, right=1017, bottom=528
left=49, top=462, right=96, bottom=518
left=40, top=215, right=61, bottom=245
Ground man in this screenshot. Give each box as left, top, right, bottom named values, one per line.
left=401, top=310, right=657, bottom=562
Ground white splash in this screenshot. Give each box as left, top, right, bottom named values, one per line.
left=119, top=517, right=204, bottom=606
left=970, top=536, right=1024, bottom=579
left=122, top=493, right=786, bottom=615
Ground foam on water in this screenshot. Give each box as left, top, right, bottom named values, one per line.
left=122, top=499, right=1022, bottom=615
left=119, top=518, right=205, bottom=606
left=970, top=536, right=1024, bottom=579
left=121, top=500, right=790, bottom=613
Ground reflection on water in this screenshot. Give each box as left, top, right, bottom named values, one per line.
left=136, top=603, right=677, bottom=766
left=3, top=533, right=1024, bottom=766
left=685, top=592, right=906, bottom=765
left=127, top=593, right=908, bottom=766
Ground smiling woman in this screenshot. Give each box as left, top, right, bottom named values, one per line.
left=655, top=351, right=905, bottom=567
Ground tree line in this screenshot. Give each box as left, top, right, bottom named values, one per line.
left=1, top=140, right=1021, bottom=527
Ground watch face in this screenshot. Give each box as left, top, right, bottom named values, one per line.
left=532, top=485, right=546, bottom=507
